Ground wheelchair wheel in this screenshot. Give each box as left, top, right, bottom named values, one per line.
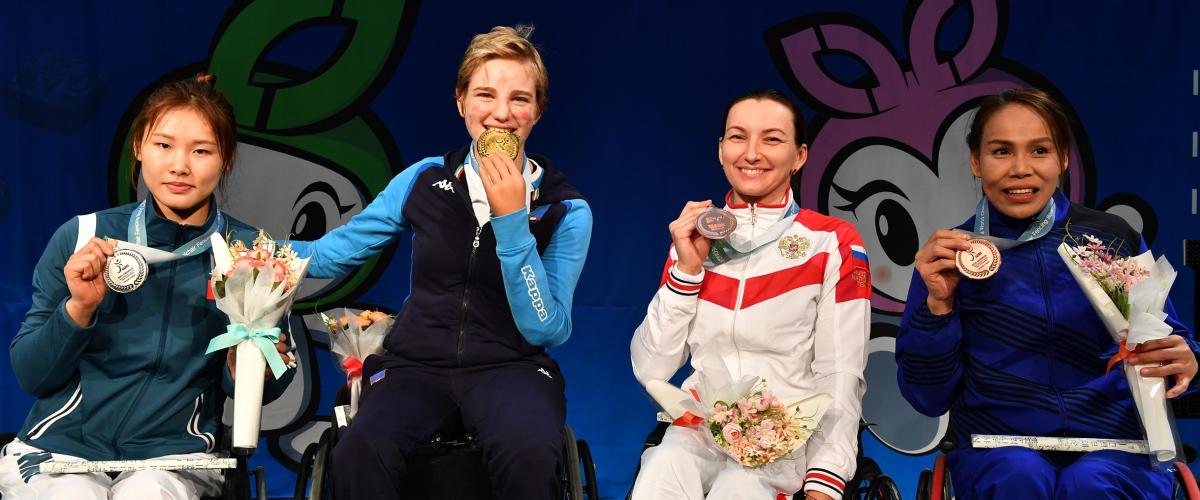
left=576, top=438, right=599, bottom=499
left=915, top=469, right=931, bottom=500
left=564, top=426, right=584, bottom=500
left=1176, top=461, right=1200, bottom=499
left=864, top=475, right=901, bottom=500
left=294, top=427, right=334, bottom=500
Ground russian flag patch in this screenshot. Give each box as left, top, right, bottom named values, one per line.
left=850, top=245, right=869, bottom=265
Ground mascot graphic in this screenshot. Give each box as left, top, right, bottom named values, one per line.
left=106, top=0, right=418, bottom=469
left=766, top=0, right=1156, bottom=454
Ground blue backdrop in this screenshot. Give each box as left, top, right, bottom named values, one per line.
left=2, top=1, right=1198, bottom=497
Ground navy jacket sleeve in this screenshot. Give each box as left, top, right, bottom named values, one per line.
left=895, top=271, right=965, bottom=417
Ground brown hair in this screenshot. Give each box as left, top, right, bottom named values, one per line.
left=966, top=88, right=1072, bottom=167
left=129, top=73, right=237, bottom=188
left=721, top=88, right=808, bottom=146
left=455, top=25, right=549, bottom=114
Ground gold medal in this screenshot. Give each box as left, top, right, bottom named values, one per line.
left=476, top=128, right=520, bottom=160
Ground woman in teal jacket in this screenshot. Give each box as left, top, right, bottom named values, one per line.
left=0, top=74, right=293, bottom=500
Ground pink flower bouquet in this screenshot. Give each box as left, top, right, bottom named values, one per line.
left=1058, top=231, right=1179, bottom=464
left=205, top=230, right=309, bottom=451
left=646, top=373, right=830, bottom=468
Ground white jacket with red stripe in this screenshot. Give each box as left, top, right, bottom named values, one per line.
left=631, top=191, right=871, bottom=499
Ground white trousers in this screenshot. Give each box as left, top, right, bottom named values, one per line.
left=0, top=439, right=223, bottom=500
left=629, top=424, right=806, bottom=500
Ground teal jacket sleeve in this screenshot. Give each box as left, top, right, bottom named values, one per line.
left=290, top=160, right=439, bottom=279
left=10, top=218, right=95, bottom=398
left=491, top=199, right=593, bottom=348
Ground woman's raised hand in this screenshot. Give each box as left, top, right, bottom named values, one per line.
left=478, top=152, right=527, bottom=217
left=669, top=201, right=714, bottom=275
left=914, top=229, right=971, bottom=315
left=63, top=237, right=115, bottom=327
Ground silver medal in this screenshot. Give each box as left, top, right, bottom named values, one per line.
left=104, top=248, right=148, bottom=293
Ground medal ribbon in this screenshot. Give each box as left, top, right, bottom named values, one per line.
left=968, top=195, right=1056, bottom=250
left=706, top=202, right=801, bottom=265
left=205, top=323, right=288, bottom=379
left=119, top=199, right=224, bottom=264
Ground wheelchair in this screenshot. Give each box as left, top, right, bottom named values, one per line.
left=624, top=420, right=901, bottom=500
left=292, top=388, right=600, bottom=500
left=0, top=430, right=267, bottom=500
left=913, top=429, right=1200, bottom=499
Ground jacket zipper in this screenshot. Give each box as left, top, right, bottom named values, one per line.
left=457, top=225, right=482, bottom=366
left=1036, top=249, right=1068, bottom=434
left=729, top=204, right=759, bottom=376
left=110, top=249, right=178, bottom=458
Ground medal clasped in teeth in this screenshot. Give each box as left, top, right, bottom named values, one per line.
left=476, top=128, right=520, bottom=161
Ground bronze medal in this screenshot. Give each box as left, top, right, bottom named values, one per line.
left=956, top=238, right=1001, bottom=279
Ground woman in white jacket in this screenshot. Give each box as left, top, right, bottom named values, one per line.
left=630, top=89, right=871, bottom=500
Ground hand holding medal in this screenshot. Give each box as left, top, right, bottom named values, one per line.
left=669, top=200, right=720, bottom=275
left=63, top=237, right=116, bottom=327
left=476, top=128, right=526, bottom=217
left=914, top=229, right=974, bottom=315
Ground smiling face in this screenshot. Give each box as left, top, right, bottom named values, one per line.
left=135, top=106, right=224, bottom=225
left=970, top=103, right=1066, bottom=219
left=456, top=58, right=540, bottom=159
left=719, top=98, right=807, bottom=205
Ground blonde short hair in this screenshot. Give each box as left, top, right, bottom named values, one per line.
left=456, top=25, right=549, bottom=114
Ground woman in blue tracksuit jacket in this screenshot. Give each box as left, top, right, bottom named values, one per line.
left=1, top=74, right=293, bottom=500
left=289, top=26, right=592, bottom=500
left=896, top=88, right=1199, bottom=499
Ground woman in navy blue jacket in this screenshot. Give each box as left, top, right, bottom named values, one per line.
left=896, top=88, right=1199, bottom=499
left=290, top=25, right=592, bottom=500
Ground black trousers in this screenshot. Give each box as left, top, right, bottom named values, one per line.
left=332, top=357, right=567, bottom=500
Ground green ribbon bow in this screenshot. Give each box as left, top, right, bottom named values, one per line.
left=206, top=323, right=288, bottom=379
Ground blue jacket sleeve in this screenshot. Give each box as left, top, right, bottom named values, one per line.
left=895, top=271, right=965, bottom=417
left=290, top=160, right=436, bottom=279
left=10, top=218, right=95, bottom=398
left=491, top=199, right=593, bottom=348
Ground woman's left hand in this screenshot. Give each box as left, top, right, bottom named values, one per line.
left=226, top=333, right=291, bottom=382
left=478, top=152, right=526, bottom=217
left=1128, top=335, right=1199, bottom=398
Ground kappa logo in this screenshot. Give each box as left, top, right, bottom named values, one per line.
left=521, top=265, right=549, bottom=321
left=432, top=179, right=454, bottom=193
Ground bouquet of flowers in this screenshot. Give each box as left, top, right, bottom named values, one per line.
left=320, top=309, right=392, bottom=420
left=646, top=370, right=830, bottom=468
left=1057, top=232, right=1179, bottom=463
left=204, top=230, right=309, bottom=451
